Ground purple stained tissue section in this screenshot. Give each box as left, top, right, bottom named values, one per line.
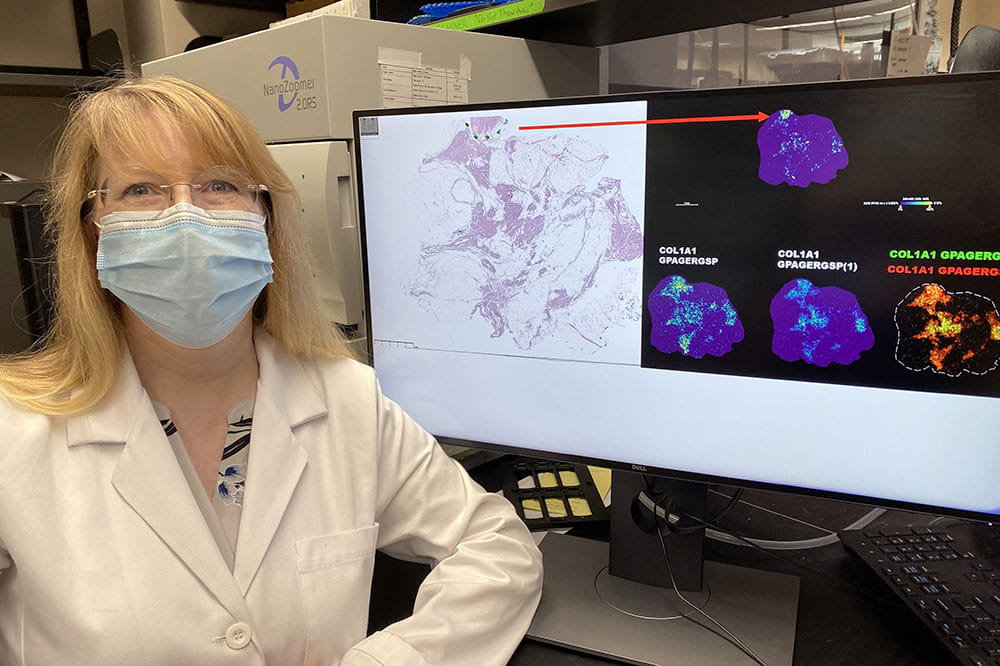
left=770, top=278, right=874, bottom=367
left=648, top=275, right=744, bottom=358
left=411, top=115, right=643, bottom=351
left=469, top=115, right=502, bottom=136
left=757, top=110, right=848, bottom=188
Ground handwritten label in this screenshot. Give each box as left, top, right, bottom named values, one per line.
left=887, top=32, right=933, bottom=77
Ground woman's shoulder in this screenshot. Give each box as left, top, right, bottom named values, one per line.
left=262, top=336, right=377, bottom=390
left=0, top=393, right=59, bottom=462
left=312, top=353, right=374, bottom=378
left=0, top=390, right=55, bottom=424
left=301, top=353, right=379, bottom=397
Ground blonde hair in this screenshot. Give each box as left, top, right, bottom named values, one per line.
left=0, top=75, right=356, bottom=415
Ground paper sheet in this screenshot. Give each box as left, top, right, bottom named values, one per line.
left=378, top=49, right=471, bottom=108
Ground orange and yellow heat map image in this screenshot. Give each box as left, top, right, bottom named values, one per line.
left=895, top=283, right=1000, bottom=377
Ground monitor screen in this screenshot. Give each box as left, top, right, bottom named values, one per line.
left=353, top=72, right=1000, bottom=523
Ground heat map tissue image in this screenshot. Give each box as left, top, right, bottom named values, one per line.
left=757, top=109, right=848, bottom=187
left=770, top=278, right=874, bottom=367
left=895, top=283, right=1000, bottom=377
left=647, top=275, right=744, bottom=358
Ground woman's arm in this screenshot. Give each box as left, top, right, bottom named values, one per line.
left=342, top=384, right=542, bottom=666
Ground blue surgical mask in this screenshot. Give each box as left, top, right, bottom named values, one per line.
left=95, top=202, right=274, bottom=348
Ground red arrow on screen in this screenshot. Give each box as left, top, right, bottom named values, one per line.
left=518, top=112, right=770, bottom=131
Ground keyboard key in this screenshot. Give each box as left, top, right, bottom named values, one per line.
left=958, top=597, right=982, bottom=611
left=841, top=527, right=1000, bottom=666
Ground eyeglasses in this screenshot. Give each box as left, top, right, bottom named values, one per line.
left=86, top=166, right=269, bottom=213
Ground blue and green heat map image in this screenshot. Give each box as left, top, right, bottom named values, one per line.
left=757, top=109, right=848, bottom=187
left=770, top=278, right=874, bottom=367
left=647, top=275, right=744, bottom=358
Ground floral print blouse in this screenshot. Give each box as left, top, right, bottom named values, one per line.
left=153, top=396, right=255, bottom=559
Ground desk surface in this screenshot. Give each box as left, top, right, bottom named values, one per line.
left=369, top=457, right=1000, bottom=666
left=507, top=506, right=1000, bottom=665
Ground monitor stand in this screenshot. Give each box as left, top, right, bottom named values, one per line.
left=526, top=531, right=800, bottom=666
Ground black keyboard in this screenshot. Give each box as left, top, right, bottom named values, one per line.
left=840, top=526, right=1000, bottom=666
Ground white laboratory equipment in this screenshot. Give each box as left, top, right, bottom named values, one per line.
left=142, top=15, right=599, bottom=351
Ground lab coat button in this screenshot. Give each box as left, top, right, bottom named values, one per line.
left=225, top=622, right=252, bottom=649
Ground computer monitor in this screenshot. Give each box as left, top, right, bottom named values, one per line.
left=353, top=71, right=1000, bottom=663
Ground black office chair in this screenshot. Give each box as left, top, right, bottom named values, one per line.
left=951, top=25, right=1000, bottom=73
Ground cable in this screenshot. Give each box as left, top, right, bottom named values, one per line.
left=636, top=476, right=768, bottom=663
left=670, top=505, right=913, bottom=609
left=591, top=566, right=684, bottom=621
left=648, top=484, right=884, bottom=548
left=655, top=523, right=769, bottom=666
left=634, top=481, right=913, bottom=607
left=705, top=497, right=885, bottom=550
left=950, top=0, right=963, bottom=60
left=639, top=475, right=744, bottom=534
left=590, top=565, right=769, bottom=654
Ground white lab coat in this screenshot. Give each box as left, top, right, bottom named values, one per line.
left=0, top=332, right=542, bottom=665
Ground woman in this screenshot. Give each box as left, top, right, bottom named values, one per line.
left=0, top=75, right=542, bottom=665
